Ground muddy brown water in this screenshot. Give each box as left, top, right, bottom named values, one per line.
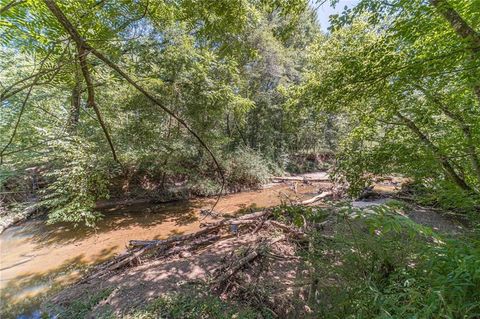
left=0, top=179, right=329, bottom=309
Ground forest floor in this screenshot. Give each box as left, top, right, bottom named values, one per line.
left=38, top=176, right=469, bottom=319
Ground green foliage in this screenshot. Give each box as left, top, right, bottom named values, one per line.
left=273, top=204, right=329, bottom=227
left=296, top=0, right=480, bottom=205
left=0, top=0, right=322, bottom=224
left=283, top=150, right=334, bottom=174
left=223, top=148, right=274, bottom=191
left=127, top=292, right=268, bottom=319
left=56, top=288, right=114, bottom=319
left=302, top=205, right=480, bottom=319
left=174, top=148, right=274, bottom=196
left=411, top=180, right=480, bottom=214
left=40, top=139, right=118, bottom=226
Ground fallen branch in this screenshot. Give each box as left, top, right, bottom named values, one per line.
left=214, top=236, right=285, bottom=288
left=251, top=212, right=271, bottom=235
left=129, top=225, right=221, bottom=248
left=272, top=176, right=329, bottom=182
left=108, top=246, right=147, bottom=270
left=301, top=191, right=333, bottom=205
left=199, top=210, right=268, bottom=228
left=160, top=234, right=220, bottom=258
left=0, top=202, right=37, bottom=234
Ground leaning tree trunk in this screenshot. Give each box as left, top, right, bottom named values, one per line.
left=429, top=0, right=480, bottom=105
left=396, top=111, right=472, bottom=192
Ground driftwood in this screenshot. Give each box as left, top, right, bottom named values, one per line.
left=214, top=236, right=286, bottom=288
left=301, top=191, right=333, bottom=205
left=251, top=211, right=271, bottom=235
left=0, top=202, right=37, bottom=234
left=86, top=208, right=308, bottom=279
left=272, top=176, right=330, bottom=182
left=129, top=224, right=222, bottom=248
left=199, top=210, right=268, bottom=228
left=160, top=234, right=220, bottom=259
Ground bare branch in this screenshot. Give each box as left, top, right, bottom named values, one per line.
left=77, top=46, right=120, bottom=163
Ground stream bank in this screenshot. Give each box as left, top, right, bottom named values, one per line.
left=1, top=172, right=467, bottom=318
left=0, top=173, right=330, bottom=317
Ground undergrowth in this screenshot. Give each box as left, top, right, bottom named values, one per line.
left=301, top=204, right=480, bottom=319
left=126, top=291, right=271, bottom=319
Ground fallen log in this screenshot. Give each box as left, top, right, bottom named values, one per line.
left=160, top=234, right=220, bottom=258
left=107, top=235, right=221, bottom=272
left=301, top=191, right=333, bottom=205
left=199, top=219, right=258, bottom=229
left=129, top=224, right=221, bottom=248
left=214, top=236, right=285, bottom=287
left=199, top=210, right=268, bottom=228
left=109, top=246, right=147, bottom=270
left=0, top=202, right=38, bottom=234
left=272, top=176, right=330, bottom=182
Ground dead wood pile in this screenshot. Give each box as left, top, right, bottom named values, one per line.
left=83, top=209, right=313, bottom=283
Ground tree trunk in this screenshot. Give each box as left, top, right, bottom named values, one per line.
left=415, top=85, right=480, bottom=184
left=396, top=111, right=472, bottom=192
left=68, top=79, right=81, bottom=130
left=429, top=0, right=480, bottom=105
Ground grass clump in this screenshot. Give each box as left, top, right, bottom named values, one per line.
left=53, top=288, right=114, bottom=319
left=126, top=292, right=271, bottom=319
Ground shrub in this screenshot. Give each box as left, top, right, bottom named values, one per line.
left=187, top=148, right=274, bottom=196
left=223, top=148, right=273, bottom=192
left=302, top=205, right=480, bottom=319
left=40, top=139, right=120, bottom=226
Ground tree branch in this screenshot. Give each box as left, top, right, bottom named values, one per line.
left=77, top=46, right=120, bottom=163
left=395, top=111, right=472, bottom=192
left=414, top=84, right=480, bottom=184
left=429, top=0, right=480, bottom=105
left=429, top=0, right=480, bottom=53
left=43, top=0, right=225, bottom=189
left=0, top=0, right=25, bottom=15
